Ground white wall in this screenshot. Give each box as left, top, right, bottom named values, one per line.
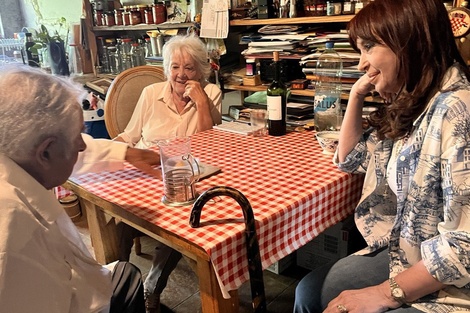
left=21, top=0, right=82, bottom=30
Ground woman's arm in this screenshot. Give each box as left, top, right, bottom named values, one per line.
left=184, top=81, right=222, bottom=131
left=338, top=73, right=375, bottom=162
left=324, top=261, right=445, bottom=313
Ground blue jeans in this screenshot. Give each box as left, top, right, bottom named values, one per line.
left=293, top=248, right=422, bottom=313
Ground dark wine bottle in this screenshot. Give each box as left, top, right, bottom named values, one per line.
left=267, top=51, right=287, bottom=136
left=24, top=33, right=40, bottom=67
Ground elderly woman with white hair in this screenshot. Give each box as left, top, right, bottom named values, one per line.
left=114, top=34, right=222, bottom=148
left=113, top=34, right=222, bottom=313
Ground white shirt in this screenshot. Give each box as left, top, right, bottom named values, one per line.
left=118, top=81, right=222, bottom=149
left=0, top=134, right=128, bottom=312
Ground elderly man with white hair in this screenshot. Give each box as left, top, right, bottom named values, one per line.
left=0, top=65, right=161, bottom=312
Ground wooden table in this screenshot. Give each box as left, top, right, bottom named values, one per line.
left=64, top=128, right=364, bottom=313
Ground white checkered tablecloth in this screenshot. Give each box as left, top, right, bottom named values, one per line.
left=69, top=129, right=364, bottom=295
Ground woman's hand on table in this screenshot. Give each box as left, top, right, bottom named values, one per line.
left=324, top=283, right=399, bottom=313
left=125, top=147, right=162, bottom=179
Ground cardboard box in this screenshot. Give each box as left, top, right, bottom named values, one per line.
left=266, top=252, right=296, bottom=274
left=296, top=215, right=366, bottom=271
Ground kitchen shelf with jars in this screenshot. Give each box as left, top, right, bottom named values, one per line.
left=223, top=1, right=359, bottom=100
left=82, top=0, right=200, bottom=76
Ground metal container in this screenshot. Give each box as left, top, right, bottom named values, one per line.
left=157, top=137, right=200, bottom=206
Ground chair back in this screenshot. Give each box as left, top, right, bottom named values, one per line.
left=104, top=65, right=165, bottom=138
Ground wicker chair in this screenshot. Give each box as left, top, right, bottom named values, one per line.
left=104, top=65, right=165, bottom=254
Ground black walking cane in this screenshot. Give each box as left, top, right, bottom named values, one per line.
left=189, top=186, right=267, bottom=313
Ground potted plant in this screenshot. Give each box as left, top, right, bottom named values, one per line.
left=31, top=17, right=70, bottom=76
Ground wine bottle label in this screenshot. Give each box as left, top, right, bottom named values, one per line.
left=267, top=96, right=282, bottom=121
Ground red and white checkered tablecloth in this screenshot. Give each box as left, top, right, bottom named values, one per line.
left=69, top=129, right=364, bottom=296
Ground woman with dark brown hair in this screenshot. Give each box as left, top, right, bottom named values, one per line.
left=294, top=0, right=470, bottom=312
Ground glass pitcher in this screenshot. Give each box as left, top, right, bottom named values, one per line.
left=157, top=137, right=200, bottom=206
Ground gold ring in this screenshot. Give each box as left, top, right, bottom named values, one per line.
left=337, top=304, right=348, bottom=313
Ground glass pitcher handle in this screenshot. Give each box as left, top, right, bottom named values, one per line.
left=182, top=153, right=201, bottom=182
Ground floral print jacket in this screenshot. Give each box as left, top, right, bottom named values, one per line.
left=337, top=65, right=470, bottom=312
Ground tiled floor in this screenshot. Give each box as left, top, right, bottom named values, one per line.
left=74, top=213, right=310, bottom=313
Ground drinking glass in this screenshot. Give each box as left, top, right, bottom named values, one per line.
left=250, top=109, right=268, bottom=137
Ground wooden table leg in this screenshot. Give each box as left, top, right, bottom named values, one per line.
left=81, top=198, right=119, bottom=264
left=196, top=256, right=239, bottom=313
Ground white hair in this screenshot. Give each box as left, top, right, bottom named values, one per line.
left=161, top=34, right=211, bottom=82
left=0, top=65, right=85, bottom=160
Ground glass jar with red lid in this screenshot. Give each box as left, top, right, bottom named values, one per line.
left=104, top=11, right=115, bottom=26
left=145, top=5, right=154, bottom=24
left=114, top=9, right=124, bottom=26
left=122, top=8, right=131, bottom=26
left=152, top=2, right=167, bottom=24
left=130, top=6, right=142, bottom=25
left=94, top=9, right=104, bottom=26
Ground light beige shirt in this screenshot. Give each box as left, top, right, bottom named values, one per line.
left=0, top=135, right=128, bottom=313
left=118, top=81, right=222, bottom=149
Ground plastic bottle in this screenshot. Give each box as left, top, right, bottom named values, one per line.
left=24, top=32, right=40, bottom=67
left=313, top=41, right=343, bottom=131
left=68, top=43, right=83, bottom=76
left=267, top=51, right=288, bottom=136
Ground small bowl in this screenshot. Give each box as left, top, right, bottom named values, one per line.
left=316, top=131, right=340, bottom=154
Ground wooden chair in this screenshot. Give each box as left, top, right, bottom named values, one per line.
left=104, top=65, right=165, bottom=254
left=104, top=65, right=166, bottom=138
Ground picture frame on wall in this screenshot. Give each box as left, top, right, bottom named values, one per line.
left=166, top=0, right=190, bottom=23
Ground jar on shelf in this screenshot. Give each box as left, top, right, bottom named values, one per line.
left=342, top=0, right=355, bottom=14
left=104, top=11, right=115, bottom=26
left=107, top=46, right=121, bottom=74
left=94, top=9, right=104, bottom=26
left=153, top=2, right=167, bottom=24
left=303, top=0, right=326, bottom=16
left=114, top=8, right=124, bottom=26
left=121, top=38, right=133, bottom=70
left=130, top=43, right=145, bottom=67
left=137, top=5, right=147, bottom=22
left=144, top=37, right=153, bottom=57
left=130, top=6, right=142, bottom=25
left=123, top=8, right=131, bottom=26
left=326, top=1, right=342, bottom=15
left=354, top=0, right=366, bottom=14
left=144, top=5, right=154, bottom=24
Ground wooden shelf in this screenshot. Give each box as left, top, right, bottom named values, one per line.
left=229, top=15, right=354, bottom=26
left=224, top=83, right=381, bottom=103
left=92, top=22, right=195, bottom=32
